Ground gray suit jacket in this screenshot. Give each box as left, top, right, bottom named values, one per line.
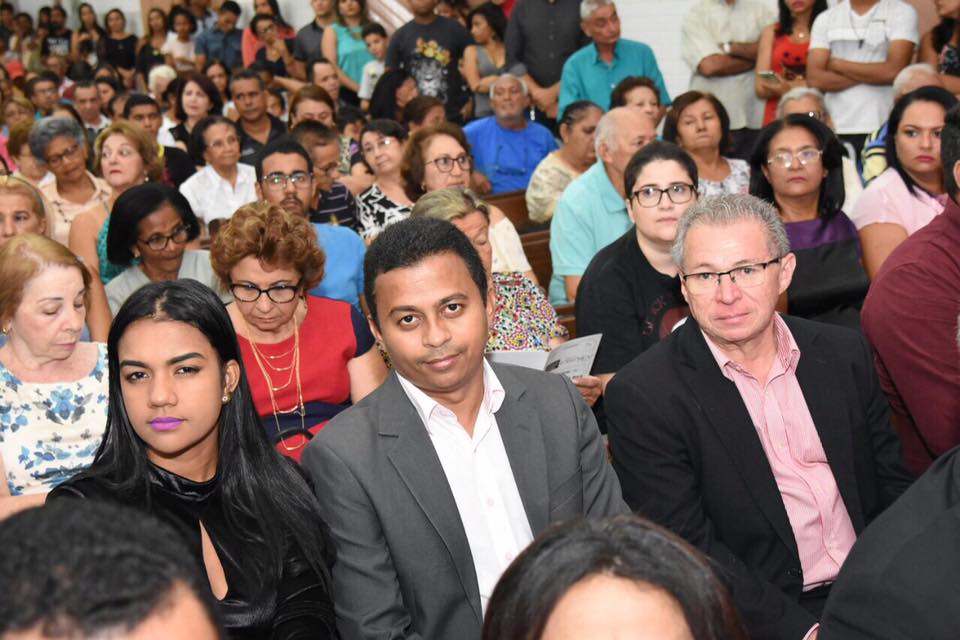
left=302, top=363, right=627, bottom=640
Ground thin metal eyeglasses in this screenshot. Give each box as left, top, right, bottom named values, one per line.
left=631, top=183, right=696, bottom=208
left=681, top=257, right=782, bottom=294
left=230, top=281, right=301, bottom=303
left=138, top=224, right=190, bottom=251
left=766, top=148, right=822, bottom=169
left=262, top=171, right=312, bottom=190
left=426, top=154, right=472, bottom=173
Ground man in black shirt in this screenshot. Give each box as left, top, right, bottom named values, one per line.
left=40, top=5, right=71, bottom=58
left=123, top=94, right=197, bottom=188
left=230, top=69, right=286, bottom=165
left=385, top=0, right=472, bottom=122
left=576, top=142, right=693, bottom=387
left=506, top=0, right=587, bottom=121
left=293, top=0, right=335, bottom=80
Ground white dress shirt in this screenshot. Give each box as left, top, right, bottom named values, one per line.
left=179, top=163, right=258, bottom=224
left=396, top=361, right=534, bottom=613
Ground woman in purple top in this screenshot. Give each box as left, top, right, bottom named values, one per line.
left=750, top=114, right=868, bottom=330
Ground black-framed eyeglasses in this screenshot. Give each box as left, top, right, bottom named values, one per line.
left=681, top=257, right=782, bottom=295
left=427, top=154, right=472, bottom=173
left=262, top=171, right=312, bottom=190
left=630, top=183, right=696, bottom=208
left=766, top=148, right=822, bottom=169
left=230, top=281, right=301, bottom=303
left=45, top=143, right=81, bottom=168
left=138, top=224, right=190, bottom=251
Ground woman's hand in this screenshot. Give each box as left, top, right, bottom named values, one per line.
left=572, top=375, right=603, bottom=407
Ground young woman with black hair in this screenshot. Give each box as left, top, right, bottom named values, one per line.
left=50, top=278, right=337, bottom=638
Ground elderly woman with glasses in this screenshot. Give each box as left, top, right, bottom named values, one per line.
left=104, top=183, right=229, bottom=314
left=210, top=202, right=387, bottom=461
left=749, top=114, right=868, bottom=329
left=30, top=117, right=111, bottom=246
left=402, top=122, right=536, bottom=284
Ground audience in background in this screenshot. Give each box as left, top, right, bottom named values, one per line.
left=7, top=120, right=51, bottom=188
left=358, top=22, right=388, bottom=110
left=356, top=118, right=412, bottom=241
left=463, top=2, right=523, bottom=119
left=402, top=94, right=447, bottom=133
left=167, top=72, right=223, bottom=151
left=609, top=75, right=663, bottom=124
left=526, top=100, right=602, bottom=224
left=242, top=0, right=295, bottom=68
left=231, top=69, right=287, bottom=164
left=0, top=234, right=108, bottom=520
left=101, top=8, right=137, bottom=90
left=194, top=0, right=243, bottom=72
left=550, top=107, right=657, bottom=304
left=0, top=175, right=48, bottom=244
left=163, top=6, right=199, bottom=74
left=136, top=8, right=168, bottom=89
left=321, top=0, right=373, bottom=104
left=367, top=67, right=419, bottom=121
left=920, top=0, right=960, bottom=94
left=291, top=119, right=360, bottom=230
left=122, top=94, right=196, bottom=188
left=294, top=0, right=336, bottom=79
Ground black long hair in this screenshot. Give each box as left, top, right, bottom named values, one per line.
left=75, top=279, right=334, bottom=604
left=775, top=0, right=827, bottom=37
left=749, top=114, right=845, bottom=219
left=369, top=68, right=414, bottom=120
left=886, top=85, right=958, bottom=196
left=482, top=515, right=746, bottom=640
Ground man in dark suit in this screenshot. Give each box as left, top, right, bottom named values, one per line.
left=302, top=215, right=627, bottom=640
left=606, top=193, right=912, bottom=640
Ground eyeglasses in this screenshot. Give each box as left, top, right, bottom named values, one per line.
left=262, top=171, right=312, bottom=190
left=631, top=183, right=696, bottom=208
left=138, top=224, right=190, bottom=251
left=766, top=148, right=822, bottom=170
left=426, top=154, right=471, bottom=173
left=230, top=281, right=300, bottom=303
left=361, top=137, right=397, bottom=156
left=45, top=143, right=81, bottom=167
left=681, top=257, right=782, bottom=295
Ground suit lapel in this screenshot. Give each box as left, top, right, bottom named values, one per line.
left=378, top=374, right=483, bottom=624
left=677, top=320, right=800, bottom=557
left=790, top=321, right=865, bottom=531
left=492, top=367, right=550, bottom=536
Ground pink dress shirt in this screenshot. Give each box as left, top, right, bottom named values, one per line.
left=849, top=167, right=947, bottom=235
left=703, top=315, right=857, bottom=590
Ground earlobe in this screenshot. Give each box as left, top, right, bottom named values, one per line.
left=223, top=359, right=241, bottom=394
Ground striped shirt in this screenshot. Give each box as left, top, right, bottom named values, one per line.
left=310, top=181, right=359, bottom=232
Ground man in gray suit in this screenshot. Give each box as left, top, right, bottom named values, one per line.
left=302, top=214, right=627, bottom=640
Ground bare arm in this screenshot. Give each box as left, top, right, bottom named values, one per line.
left=698, top=54, right=754, bottom=78
left=462, top=44, right=482, bottom=92
left=859, top=222, right=909, bottom=280
left=754, top=25, right=802, bottom=99
left=564, top=275, right=582, bottom=303
left=347, top=348, right=388, bottom=405
left=728, top=40, right=759, bottom=62
left=0, top=455, right=47, bottom=521
left=272, top=75, right=307, bottom=93
left=806, top=48, right=858, bottom=92
left=321, top=27, right=359, bottom=93
left=85, top=277, right=112, bottom=343
left=827, top=40, right=915, bottom=85
left=919, top=31, right=939, bottom=67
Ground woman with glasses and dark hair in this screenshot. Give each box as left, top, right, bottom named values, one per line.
left=483, top=515, right=747, bottom=640
left=104, top=183, right=228, bottom=314
left=526, top=100, right=603, bottom=223
left=750, top=114, right=868, bottom=328
left=577, top=142, right=695, bottom=396
left=402, top=122, right=536, bottom=283
left=850, top=86, right=958, bottom=278
left=49, top=278, right=337, bottom=637
left=30, top=116, right=111, bottom=246
left=664, top=91, right=749, bottom=197
left=210, top=202, right=386, bottom=460
left=357, top=119, right=413, bottom=241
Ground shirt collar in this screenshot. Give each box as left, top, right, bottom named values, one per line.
left=702, top=313, right=800, bottom=379
left=397, top=359, right=506, bottom=434
left=591, top=39, right=621, bottom=64
left=47, top=171, right=111, bottom=204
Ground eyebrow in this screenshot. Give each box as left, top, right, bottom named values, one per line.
left=387, top=293, right=468, bottom=316
left=119, top=352, right=206, bottom=368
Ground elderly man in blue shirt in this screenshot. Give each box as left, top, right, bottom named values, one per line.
left=558, top=0, right=670, bottom=114
left=465, top=74, right=558, bottom=194
left=549, top=107, right=658, bottom=305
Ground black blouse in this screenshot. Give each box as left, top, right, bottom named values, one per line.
left=50, top=464, right=337, bottom=639
left=102, top=34, right=138, bottom=70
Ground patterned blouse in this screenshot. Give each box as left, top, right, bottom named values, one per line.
left=356, top=183, right=412, bottom=241
left=0, top=343, right=109, bottom=496
left=525, top=152, right=581, bottom=224
left=487, top=272, right=567, bottom=352
left=698, top=158, right=751, bottom=198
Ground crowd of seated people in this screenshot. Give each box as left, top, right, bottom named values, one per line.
left=1, top=0, right=960, bottom=638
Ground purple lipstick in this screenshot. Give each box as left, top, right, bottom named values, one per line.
left=149, top=417, right=184, bottom=431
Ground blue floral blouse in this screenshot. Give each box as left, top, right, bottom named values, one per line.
left=0, top=343, right=109, bottom=495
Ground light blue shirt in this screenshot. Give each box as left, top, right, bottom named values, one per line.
left=558, top=39, right=671, bottom=114
left=548, top=161, right=632, bottom=305
left=309, top=223, right=365, bottom=311
left=464, top=116, right=558, bottom=194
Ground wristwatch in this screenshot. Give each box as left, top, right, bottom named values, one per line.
left=721, top=42, right=732, bottom=55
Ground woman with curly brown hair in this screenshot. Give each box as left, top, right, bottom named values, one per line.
left=210, top=202, right=386, bottom=461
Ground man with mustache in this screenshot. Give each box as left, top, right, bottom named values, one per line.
left=302, top=215, right=627, bottom=640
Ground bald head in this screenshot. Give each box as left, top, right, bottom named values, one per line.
left=596, top=107, right=658, bottom=189
left=894, top=63, right=943, bottom=99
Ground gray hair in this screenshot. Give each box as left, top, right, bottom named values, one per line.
left=410, top=187, right=490, bottom=223
left=581, top=0, right=616, bottom=20
left=671, top=194, right=791, bottom=268
left=776, top=87, right=828, bottom=120
left=28, top=116, right=86, bottom=164
left=893, top=63, right=940, bottom=98
left=594, top=108, right=623, bottom=156
left=489, top=74, right=529, bottom=100
left=147, top=64, right=176, bottom=97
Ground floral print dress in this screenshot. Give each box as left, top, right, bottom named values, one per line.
left=487, top=272, right=567, bottom=351
left=0, top=343, right=109, bottom=495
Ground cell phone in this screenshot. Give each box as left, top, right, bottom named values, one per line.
left=758, top=70, right=779, bottom=82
